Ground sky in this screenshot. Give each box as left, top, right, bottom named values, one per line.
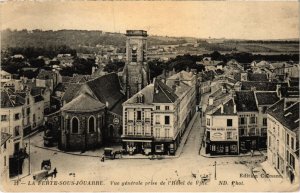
left=1, top=1, right=299, bottom=40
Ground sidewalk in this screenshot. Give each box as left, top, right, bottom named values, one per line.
left=32, top=112, right=200, bottom=160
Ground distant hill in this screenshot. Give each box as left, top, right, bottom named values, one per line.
left=1, top=29, right=192, bottom=49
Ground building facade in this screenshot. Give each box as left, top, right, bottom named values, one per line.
left=267, top=99, right=299, bottom=184
left=122, top=71, right=196, bottom=155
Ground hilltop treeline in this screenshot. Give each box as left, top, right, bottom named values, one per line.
left=1, top=29, right=189, bottom=49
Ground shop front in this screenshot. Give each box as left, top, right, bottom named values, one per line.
left=209, top=141, right=239, bottom=155
left=122, top=136, right=153, bottom=155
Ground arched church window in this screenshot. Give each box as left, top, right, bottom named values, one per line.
left=71, top=117, right=80, bottom=134
left=88, top=116, right=96, bottom=133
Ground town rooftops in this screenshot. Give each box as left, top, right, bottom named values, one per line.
left=241, top=81, right=288, bottom=91
left=212, top=98, right=236, bottom=115
left=235, top=91, right=258, bottom=112
left=1, top=89, right=24, bottom=108
left=123, top=84, right=154, bottom=105
left=37, top=69, right=56, bottom=80
left=248, top=73, right=268, bottom=81
left=267, top=99, right=299, bottom=132
left=255, top=91, right=279, bottom=106
left=61, top=92, right=106, bottom=112
left=1, top=132, right=11, bottom=146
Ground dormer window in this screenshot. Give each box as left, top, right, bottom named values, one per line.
left=137, top=94, right=144, bottom=103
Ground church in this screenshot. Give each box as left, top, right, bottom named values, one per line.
left=56, top=30, right=149, bottom=151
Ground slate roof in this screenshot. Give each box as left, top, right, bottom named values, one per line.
left=1, top=89, right=24, bottom=108
left=241, top=81, right=288, bottom=91
left=123, top=84, right=154, bottom=105
left=255, top=92, right=279, bottom=106
left=248, top=73, right=268, bottom=81
left=267, top=99, right=299, bottom=132
left=235, top=91, right=258, bottom=112
left=280, top=86, right=299, bottom=98
left=153, top=79, right=178, bottom=103
left=86, top=73, right=125, bottom=110
left=1, top=132, right=11, bottom=146
left=34, top=95, right=44, bottom=103
left=289, top=77, right=299, bottom=87
left=62, top=83, right=83, bottom=103
left=61, top=92, right=106, bottom=112
left=212, top=99, right=236, bottom=115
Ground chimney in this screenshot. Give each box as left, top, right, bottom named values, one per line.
left=233, top=103, right=237, bottom=114
left=251, top=86, right=256, bottom=91
left=105, top=101, right=109, bottom=107
left=276, top=84, right=282, bottom=99
left=220, top=104, right=224, bottom=114
left=208, top=97, right=214, bottom=105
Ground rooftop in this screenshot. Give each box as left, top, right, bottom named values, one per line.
left=61, top=92, right=106, bottom=112
left=235, top=91, right=258, bottom=112
left=267, top=99, right=299, bottom=132
left=255, top=91, right=279, bottom=106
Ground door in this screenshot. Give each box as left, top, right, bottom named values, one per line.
left=14, top=142, right=20, bottom=154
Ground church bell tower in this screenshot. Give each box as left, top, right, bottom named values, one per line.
left=123, top=30, right=149, bottom=98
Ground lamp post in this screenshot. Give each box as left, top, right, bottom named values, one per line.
left=214, top=161, right=217, bottom=180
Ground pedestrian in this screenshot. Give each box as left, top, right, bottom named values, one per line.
left=53, top=168, right=57, bottom=178
left=101, top=156, right=105, bottom=162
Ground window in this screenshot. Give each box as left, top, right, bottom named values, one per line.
left=156, top=106, right=160, bottom=110
left=145, top=125, right=151, bottom=135
left=145, top=111, right=151, bottom=122
left=88, top=116, right=95, bottom=133
left=291, top=137, right=294, bottom=150
left=290, top=154, right=295, bottom=169
left=33, top=114, right=36, bottom=122
left=136, top=125, right=142, bottom=135
left=165, top=128, right=170, bottom=138
left=155, top=128, right=160, bottom=137
left=165, top=106, right=170, bottom=110
left=14, top=113, right=20, bottom=120
left=137, top=111, right=142, bottom=121
left=14, top=126, right=20, bottom=137
left=249, top=128, right=256, bottom=136
left=1, top=115, right=7, bottom=121
left=206, top=118, right=210, bottom=126
left=4, top=141, right=6, bottom=149
left=155, top=115, right=160, bottom=124
left=227, top=131, right=232, bottom=140
left=128, top=111, right=134, bottom=121
left=250, top=116, right=256, bottom=124
left=165, top=116, right=170, bottom=125
left=240, top=117, right=245, bottom=125
left=27, top=98, right=29, bottom=104
left=71, top=117, right=79, bottom=134
left=286, top=150, right=289, bottom=162
left=227, top=119, right=232, bottom=127
left=263, top=118, right=267, bottom=126
left=128, top=125, right=133, bottom=134
left=131, top=47, right=137, bottom=62
left=26, top=108, right=30, bottom=115
left=269, top=136, right=271, bottom=147
left=287, top=134, right=289, bottom=146
left=240, top=128, right=245, bottom=136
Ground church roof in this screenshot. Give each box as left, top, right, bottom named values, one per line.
left=85, top=73, right=125, bottom=110
left=61, top=92, right=106, bottom=112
